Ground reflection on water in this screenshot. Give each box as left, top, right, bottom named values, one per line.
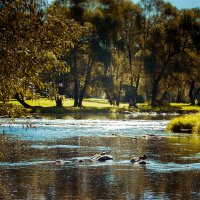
left=0, top=114, right=200, bottom=199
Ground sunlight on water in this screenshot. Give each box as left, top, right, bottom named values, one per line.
left=31, top=144, right=84, bottom=149
left=0, top=160, right=55, bottom=167
left=0, top=115, right=200, bottom=199
left=147, top=160, right=200, bottom=172
left=0, top=117, right=168, bottom=141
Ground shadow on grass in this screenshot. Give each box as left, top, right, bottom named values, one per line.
left=1, top=101, right=199, bottom=117
left=19, top=104, right=200, bottom=115
left=35, top=106, right=115, bottom=114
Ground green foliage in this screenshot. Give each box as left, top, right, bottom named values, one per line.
left=0, top=103, right=26, bottom=118
left=0, top=0, right=200, bottom=113
left=0, top=0, right=82, bottom=107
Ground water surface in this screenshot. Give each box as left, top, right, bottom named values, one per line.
left=0, top=114, right=200, bottom=199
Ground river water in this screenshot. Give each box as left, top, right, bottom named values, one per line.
left=0, top=114, right=200, bottom=200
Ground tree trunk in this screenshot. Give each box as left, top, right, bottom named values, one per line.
left=73, top=79, right=79, bottom=107
left=176, top=88, right=185, bottom=103
left=55, top=97, right=63, bottom=107
left=73, top=54, right=79, bottom=107
left=158, top=77, right=172, bottom=105
left=129, top=77, right=134, bottom=104
left=158, top=89, right=168, bottom=105
left=78, top=56, right=93, bottom=107
left=194, top=87, right=200, bottom=104
left=15, top=93, right=32, bottom=108
left=151, top=79, right=159, bottom=107
left=78, top=90, right=84, bottom=107
left=128, top=47, right=137, bottom=107
left=116, top=80, right=122, bottom=106
left=105, top=89, right=113, bottom=105
left=189, top=80, right=196, bottom=105
left=189, top=82, right=200, bottom=105
left=133, top=76, right=140, bottom=104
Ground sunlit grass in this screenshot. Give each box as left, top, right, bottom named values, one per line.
left=9, top=98, right=57, bottom=107
left=167, top=113, right=200, bottom=134
left=4, top=98, right=200, bottom=115
left=170, top=103, right=200, bottom=112
left=10, top=98, right=129, bottom=109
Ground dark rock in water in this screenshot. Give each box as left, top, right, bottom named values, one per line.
left=130, top=157, right=140, bottom=163
left=139, top=155, right=147, bottom=160
left=142, top=134, right=162, bottom=140
left=56, top=160, right=72, bottom=165
left=91, top=153, right=113, bottom=162
left=130, top=155, right=147, bottom=163
left=55, top=160, right=65, bottom=165
left=180, top=129, right=192, bottom=133
left=91, top=152, right=106, bottom=159
left=91, top=151, right=113, bottom=162
left=131, top=137, right=137, bottom=140
left=138, top=160, right=146, bottom=165
left=96, top=155, right=113, bottom=162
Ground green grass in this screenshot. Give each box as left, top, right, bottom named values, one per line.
left=167, top=113, right=200, bottom=134
left=10, top=98, right=124, bottom=108
left=6, top=98, right=129, bottom=115
left=2, top=98, right=200, bottom=115
left=170, top=103, right=200, bottom=113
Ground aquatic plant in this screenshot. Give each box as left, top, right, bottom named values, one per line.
left=167, top=113, right=200, bottom=134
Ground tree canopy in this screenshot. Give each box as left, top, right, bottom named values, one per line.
left=0, top=0, right=200, bottom=111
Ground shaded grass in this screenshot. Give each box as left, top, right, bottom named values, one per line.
left=167, top=113, right=200, bottom=134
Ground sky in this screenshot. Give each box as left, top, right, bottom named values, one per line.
left=133, top=0, right=200, bottom=9
left=167, top=0, right=200, bottom=9
left=48, top=0, right=200, bottom=9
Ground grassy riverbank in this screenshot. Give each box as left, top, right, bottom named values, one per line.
left=167, top=113, right=200, bottom=134
left=1, top=98, right=200, bottom=116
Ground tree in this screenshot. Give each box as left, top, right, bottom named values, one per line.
left=140, top=0, right=197, bottom=107
left=0, top=0, right=47, bottom=107
left=0, top=0, right=82, bottom=109
left=119, top=2, right=142, bottom=107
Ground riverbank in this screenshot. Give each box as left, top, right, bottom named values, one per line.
left=0, top=98, right=200, bottom=117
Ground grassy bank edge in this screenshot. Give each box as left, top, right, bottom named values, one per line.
left=0, top=98, right=200, bottom=116
left=166, top=113, right=200, bottom=134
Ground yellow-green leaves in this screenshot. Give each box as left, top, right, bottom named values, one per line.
left=0, top=1, right=82, bottom=106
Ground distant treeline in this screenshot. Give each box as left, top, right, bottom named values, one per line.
left=0, top=0, right=200, bottom=109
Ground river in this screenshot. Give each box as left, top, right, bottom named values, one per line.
left=0, top=114, right=200, bottom=199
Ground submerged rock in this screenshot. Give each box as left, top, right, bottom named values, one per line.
left=142, top=134, right=163, bottom=140
left=55, top=160, right=65, bottom=165
left=91, top=152, right=113, bottom=162
left=138, top=160, right=147, bottom=165
left=130, top=155, right=147, bottom=163
left=96, top=155, right=113, bottom=162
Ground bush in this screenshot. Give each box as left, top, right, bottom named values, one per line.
left=0, top=104, right=26, bottom=118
